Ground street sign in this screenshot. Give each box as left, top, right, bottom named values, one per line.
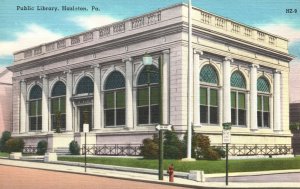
left=83, top=124, right=89, bottom=133
left=222, top=130, right=231, bottom=144
left=156, top=124, right=172, bottom=131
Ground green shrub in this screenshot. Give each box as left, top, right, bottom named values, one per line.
left=5, top=138, right=25, bottom=153
left=164, top=131, right=183, bottom=159
left=69, top=140, right=80, bottom=155
left=203, top=148, right=221, bottom=160
left=195, top=134, right=210, bottom=150
left=192, top=134, right=222, bottom=160
left=211, top=146, right=225, bottom=158
left=290, top=122, right=300, bottom=132
left=140, top=138, right=158, bottom=159
left=0, top=131, right=11, bottom=152
left=37, top=140, right=48, bottom=155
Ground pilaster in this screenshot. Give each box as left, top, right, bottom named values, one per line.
left=65, top=70, right=73, bottom=132
left=273, top=70, right=281, bottom=132
left=93, top=64, right=101, bottom=131
left=250, top=64, right=259, bottom=131
left=41, top=75, right=49, bottom=132
left=223, top=57, right=233, bottom=123
left=162, top=50, right=170, bottom=125
left=20, top=80, right=27, bottom=133
left=193, top=49, right=203, bottom=126
left=123, top=58, right=134, bottom=129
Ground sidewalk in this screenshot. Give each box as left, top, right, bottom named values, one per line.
left=0, top=157, right=300, bottom=189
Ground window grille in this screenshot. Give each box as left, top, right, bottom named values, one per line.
left=76, top=76, right=94, bottom=94
left=200, top=64, right=218, bottom=84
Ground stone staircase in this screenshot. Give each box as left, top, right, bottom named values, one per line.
left=55, top=147, right=71, bottom=155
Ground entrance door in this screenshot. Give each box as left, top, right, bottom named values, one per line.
left=79, top=106, right=92, bottom=132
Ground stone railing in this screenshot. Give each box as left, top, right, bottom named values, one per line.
left=196, top=9, right=287, bottom=50
left=14, top=10, right=162, bottom=61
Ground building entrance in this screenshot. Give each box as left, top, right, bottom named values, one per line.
left=79, top=105, right=92, bottom=132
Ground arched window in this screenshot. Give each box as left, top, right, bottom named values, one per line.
left=51, top=81, right=66, bottom=131
left=257, top=76, right=270, bottom=128
left=200, top=65, right=219, bottom=124
left=76, top=76, right=94, bottom=94
left=104, top=71, right=125, bottom=127
left=231, top=71, right=246, bottom=126
left=137, top=65, right=160, bottom=125
left=29, top=85, right=42, bottom=131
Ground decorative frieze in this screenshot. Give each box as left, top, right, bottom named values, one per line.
left=71, top=36, right=81, bottom=45
left=113, top=22, right=125, bottom=33
left=99, top=26, right=110, bottom=37
left=244, top=28, right=252, bottom=37
left=24, top=50, right=32, bottom=58
left=57, top=40, right=66, bottom=49
left=201, top=12, right=211, bottom=24
left=215, top=17, right=225, bottom=28
left=147, top=11, right=161, bottom=24
left=46, top=43, right=55, bottom=51
left=231, top=23, right=240, bottom=34
left=269, top=36, right=275, bottom=46
left=33, top=47, right=42, bottom=55
left=131, top=17, right=144, bottom=29
left=258, top=32, right=265, bottom=42
left=83, top=32, right=93, bottom=42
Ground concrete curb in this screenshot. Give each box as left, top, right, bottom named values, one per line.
left=52, top=160, right=189, bottom=178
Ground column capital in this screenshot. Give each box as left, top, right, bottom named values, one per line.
left=250, top=64, right=260, bottom=69
left=224, top=56, right=234, bottom=63
left=122, top=57, right=132, bottom=63
left=63, top=70, right=72, bottom=74
left=91, top=64, right=100, bottom=69
left=20, top=79, right=27, bottom=83
left=162, top=49, right=170, bottom=54
left=39, top=74, right=47, bottom=79
left=274, top=69, right=281, bottom=74
left=193, top=49, right=203, bottom=55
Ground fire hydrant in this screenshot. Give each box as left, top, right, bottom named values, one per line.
left=167, top=164, right=174, bottom=182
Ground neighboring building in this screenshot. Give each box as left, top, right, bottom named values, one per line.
left=290, top=62, right=300, bottom=123
left=0, top=68, right=12, bottom=134
left=7, top=4, right=293, bottom=154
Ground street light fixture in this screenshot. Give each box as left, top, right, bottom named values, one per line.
left=142, top=52, right=164, bottom=180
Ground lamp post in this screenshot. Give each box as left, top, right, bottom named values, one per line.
left=142, top=53, right=164, bottom=180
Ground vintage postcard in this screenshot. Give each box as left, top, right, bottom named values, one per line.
left=0, top=0, right=300, bottom=188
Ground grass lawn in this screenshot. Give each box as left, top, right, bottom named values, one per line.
left=0, top=152, right=9, bottom=157
left=58, top=156, right=300, bottom=174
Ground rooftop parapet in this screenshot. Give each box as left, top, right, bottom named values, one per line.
left=13, top=4, right=289, bottom=64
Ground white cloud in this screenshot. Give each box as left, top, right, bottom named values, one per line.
left=257, top=23, right=300, bottom=44
left=0, top=24, right=63, bottom=57
left=69, top=15, right=119, bottom=30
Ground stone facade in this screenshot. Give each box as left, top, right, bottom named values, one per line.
left=0, top=68, right=12, bottom=134
left=7, top=4, right=293, bottom=152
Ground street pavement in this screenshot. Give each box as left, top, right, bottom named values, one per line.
left=207, top=173, right=300, bottom=182
left=1, top=158, right=300, bottom=189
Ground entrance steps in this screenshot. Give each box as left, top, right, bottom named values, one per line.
left=55, top=147, right=71, bottom=155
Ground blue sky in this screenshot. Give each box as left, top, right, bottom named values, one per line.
left=0, top=0, right=299, bottom=67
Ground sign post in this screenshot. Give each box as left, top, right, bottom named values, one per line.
left=83, top=123, right=89, bottom=173
left=156, top=124, right=172, bottom=180
left=222, top=122, right=232, bottom=186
